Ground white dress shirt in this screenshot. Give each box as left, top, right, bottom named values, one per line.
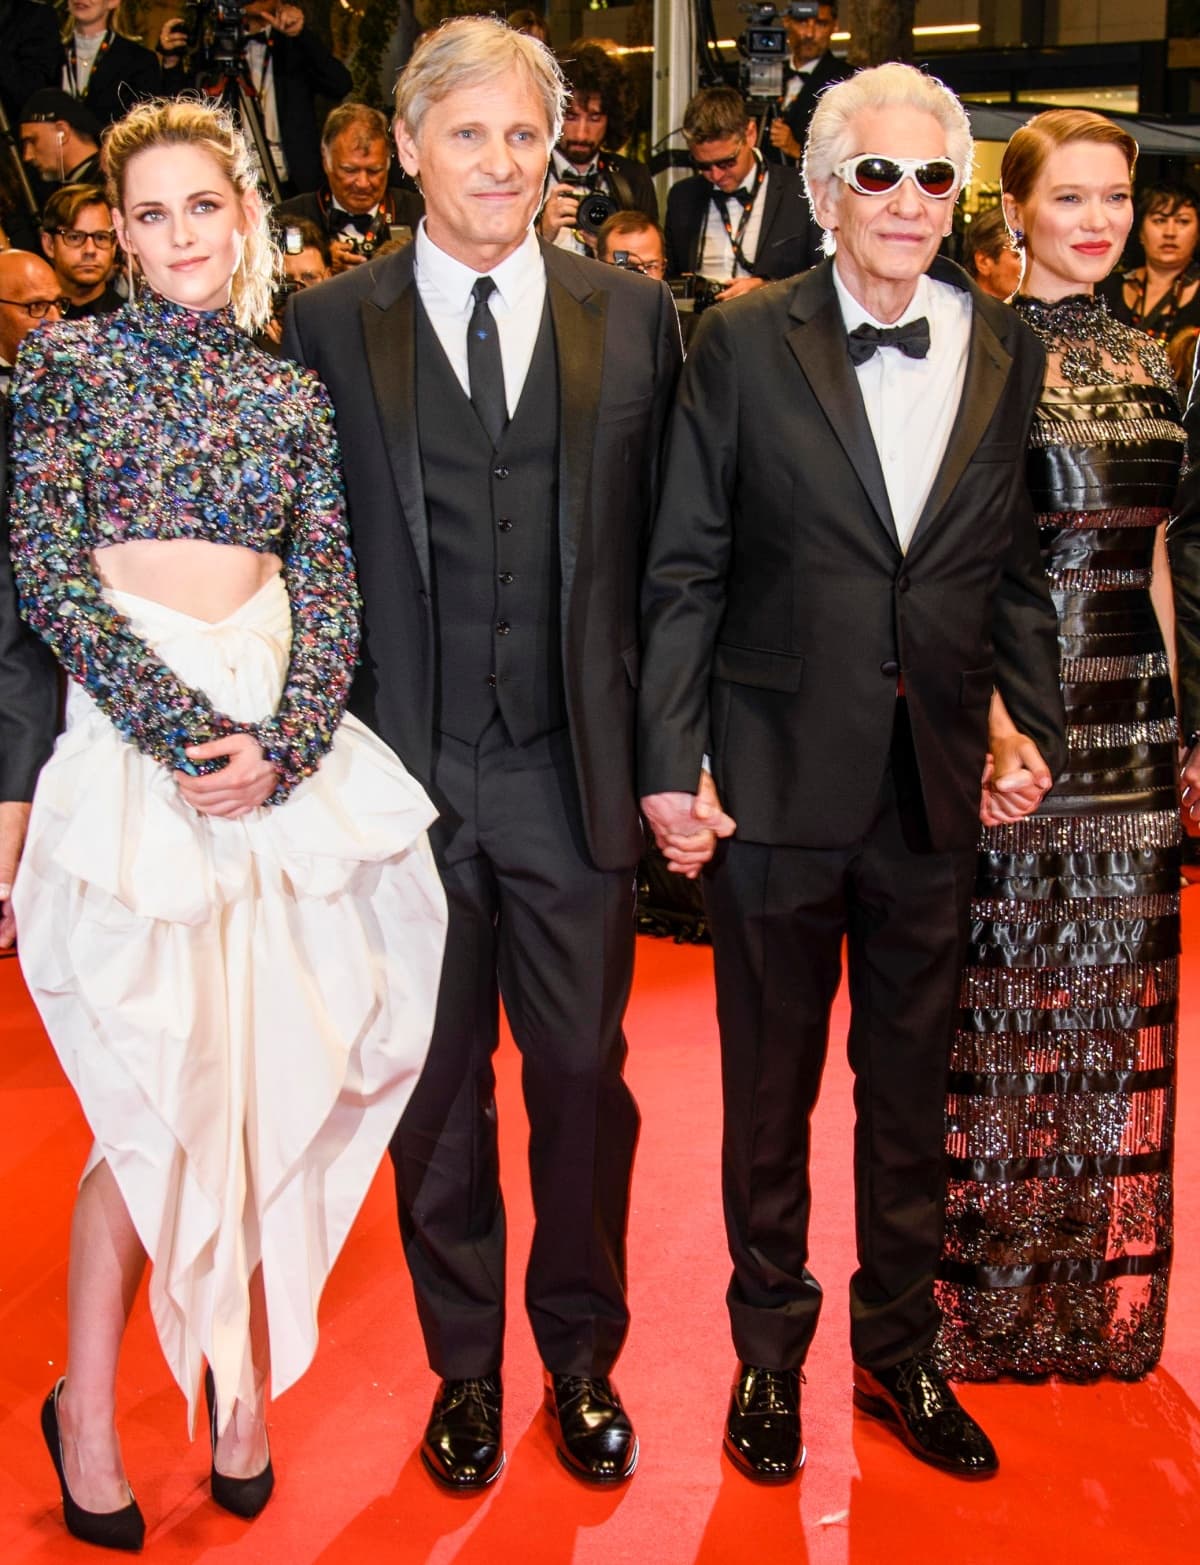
left=832, top=266, right=971, bottom=552
left=413, top=221, right=547, bottom=419
left=697, top=161, right=769, bottom=281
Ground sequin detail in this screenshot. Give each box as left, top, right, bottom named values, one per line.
left=936, top=359, right=1178, bottom=1383
left=7, top=292, right=359, bottom=803
left=1012, top=293, right=1176, bottom=393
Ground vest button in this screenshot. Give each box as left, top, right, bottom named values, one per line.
left=485, top=673, right=497, bottom=687
left=493, top=464, right=510, bottom=479
left=498, top=571, right=514, bottom=585
left=496, top=620, right=511, bottom=635
left=497, top=518, right=513, bottom=531
left=897, top=574, right=911, bottom=592
left=881, top=660, right=899, bottom=677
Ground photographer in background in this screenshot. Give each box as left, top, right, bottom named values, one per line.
left=275, top=103, right=423, bottom=274
left=665, top=86, right=822, bottom=305
left=61, top=0, right=160, bottom=129
left=538, top=42, right=657, bottom=256
left=157, top=2, right=351, bottom=196
left=259, top=214, right=329, bottom=348
left=19, top=89, right=102, bottom=187
left=963, top=205, right=1022, bottom=301
left=767, top=2, right=849, bottom=165
left=40, top=182, right=122, bottom=317
left=596, top=210, right=666, bottom=278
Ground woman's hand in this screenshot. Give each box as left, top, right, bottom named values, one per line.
left=175, top=734, right=278, bottom=818
left=0, top=801, right=32, bottom=947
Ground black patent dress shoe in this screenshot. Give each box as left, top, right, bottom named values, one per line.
left=544, top=1373, right=638, bottom=1485
left=421, top=1374, right=505, bottom=1493
left=41, top=1379, right=146, bottom=1552
left=205, top=1368, right=275, bottom=1518
left=723, top=1363, right=805, bottom=1483
left=852, top=1354, right=998, bottom=1478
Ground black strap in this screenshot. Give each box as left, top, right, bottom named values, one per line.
left=467, top=276, right=507, bottom=446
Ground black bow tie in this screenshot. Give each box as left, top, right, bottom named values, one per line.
left=336, top=211, right=374, bottom=235
left=715, top=187, right=752, bottom=210
left=846, top=318, right=931, bottom=365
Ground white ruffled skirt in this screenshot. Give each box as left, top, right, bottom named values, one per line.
left=14, top=577, right=447, bottom=1432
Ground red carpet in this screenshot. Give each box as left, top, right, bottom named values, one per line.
left=2, top=901, right=1199, bottom=1564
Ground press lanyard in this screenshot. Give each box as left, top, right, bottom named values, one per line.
left=716, top=159, right=767, bottom=277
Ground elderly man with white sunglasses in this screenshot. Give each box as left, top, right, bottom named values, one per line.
left=638, top=62, right=1066, bottom=1483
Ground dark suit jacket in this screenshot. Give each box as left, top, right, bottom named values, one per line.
left=598, top=152, right=659, bottom=225
left=638, top=256, right=1067, bottom=853
left=78, top=33, right=160, bottom=127
left=664, top=164, right=822, bottom=281
left=164, top=29, right=351, bottom=194
left=0, top=0, right=62, bottom=124
left=771, top=50, right=853, bottom=162
left=0, top=409, right=57, bottom=801
left=283, top=240, right=682, bottom=870
left=276, top=184, right=425, bottom=237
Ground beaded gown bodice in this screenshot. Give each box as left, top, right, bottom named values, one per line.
left=937, top=293, right=1184, bottom=1382
left=6, top=293, right=359, bottom=801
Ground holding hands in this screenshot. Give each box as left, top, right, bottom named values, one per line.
left=640, top=772, right=737, bottom=878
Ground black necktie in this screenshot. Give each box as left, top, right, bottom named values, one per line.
left=846, top=318, right=931, bottom=366
left=468, top=276, right=507, bottom=446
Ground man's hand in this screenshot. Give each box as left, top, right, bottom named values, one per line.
left=329, top=237, right=367, bottom=274
left=769, top=119, right=802, bottom=160
left=176, top=735, right=278, bottom=819
left=158, top=17, right=188, bottom=60
left=0, top=801, right=32, bottom=948
left=980, top=733, right=1053, bottom=826
left=717, top=276, right=767, bottom=303
left=537, top=184, right=582, bottom=242
left=640, top=772, right=736, bottom=878
left=246, top=2, right=305, bottom=35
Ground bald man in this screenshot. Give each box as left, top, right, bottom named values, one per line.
left=0, top=248, right=60, bottom=946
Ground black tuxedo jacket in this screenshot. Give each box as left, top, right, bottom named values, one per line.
left=1167, top=375, right=1200, bottom=738
left=597, top=151, right=659, bottom=224
left=771, top=50, right=853, bottom=162
left=284, top=240, right=682, bottom=870
left=0, top=411, right=57, bottom=801
left=638, top=256, right=1067, bottom=853
left=663, top=163, right=822, bottom=280
left=79, top=34, right=160, bottom=127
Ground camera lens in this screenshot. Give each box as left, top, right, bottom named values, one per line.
left=577, top=192, right=618, bottom=236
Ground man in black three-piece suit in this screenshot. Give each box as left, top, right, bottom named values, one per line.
left=639, top=64, right=1067, bottom=1483
left=284, top=17, right=680, bottom=1494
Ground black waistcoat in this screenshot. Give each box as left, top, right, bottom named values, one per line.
left=415, top=294, right=564, bottom=746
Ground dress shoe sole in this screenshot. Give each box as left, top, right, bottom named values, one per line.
left=852, top=1387, right=998, bottom=1479
left=722, top=1434, right=806, bottom=1484
left=419, top=1445, right=506, bottom=1495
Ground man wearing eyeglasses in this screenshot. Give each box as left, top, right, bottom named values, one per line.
left=40, top=183, right=123, bottom=319
left=665, top=86, right=822, bottom=303
left=639, top=64, right=1065, bottom=1484
left=0, top=251, right=66, bottom=401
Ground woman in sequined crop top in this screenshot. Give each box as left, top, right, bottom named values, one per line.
left=6, top=99, right=446, bottom=1550
left=937, top=110, right=1185, bottom=1385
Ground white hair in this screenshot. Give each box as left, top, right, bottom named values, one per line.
left=803, top=62, right=974, bottom=255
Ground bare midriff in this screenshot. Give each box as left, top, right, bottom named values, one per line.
left=94, top=539, right=283, bottom=623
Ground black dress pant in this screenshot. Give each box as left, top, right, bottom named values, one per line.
left=704, top=707, right=975, bottom=1371
left=390, top=719, right=640, bottom=1379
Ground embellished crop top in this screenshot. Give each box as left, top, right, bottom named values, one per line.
left=7, top=291, right=359, bottom=804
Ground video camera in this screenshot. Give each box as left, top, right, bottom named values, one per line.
left=184, top=0, right=252, bottom=81
left=738, top=2, right=819, bottom=105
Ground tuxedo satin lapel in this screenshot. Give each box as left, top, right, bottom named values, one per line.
left=546, top=253, right=606, bottom=614
left=757, top=169, right=785, bottom=259
left=785, top=289, right=900, bottom=548
left=905, top=303, right=1011, bottom=558
left=362, top=279, right=431, bottom=593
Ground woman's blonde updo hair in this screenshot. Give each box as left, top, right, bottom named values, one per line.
left=104, top=98, right=278, bottom=330
left=1001, top=108, right=1138, bottom=252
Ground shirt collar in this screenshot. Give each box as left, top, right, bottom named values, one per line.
left=552, top=148, right=601, bottom=180
left=414, top=220, right=544, bottom=314
left=832, top=264, right=931, bottom=333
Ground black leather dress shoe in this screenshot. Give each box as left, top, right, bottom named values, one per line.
left=420, top=1375, right=505, bottom=1493
left=723, top=1363, right=805, bottom=1483
left=544, top=1373, right=638, bottom=1485
left=852, top=1354, right=998, bottom=1478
